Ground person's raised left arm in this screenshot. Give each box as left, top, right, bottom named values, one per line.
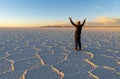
left=81, top=18, right=86, bottom=27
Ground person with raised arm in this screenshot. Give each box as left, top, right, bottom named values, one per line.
left=69, top=17, right=86, bottom=51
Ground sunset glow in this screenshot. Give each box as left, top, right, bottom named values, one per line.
left=0, top=0, right=120, bottom=27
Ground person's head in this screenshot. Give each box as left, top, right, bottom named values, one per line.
left=77, top=21, right=80, bottom=25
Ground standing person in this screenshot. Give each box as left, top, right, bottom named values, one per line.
left=69, top=17, right=86, bottom=51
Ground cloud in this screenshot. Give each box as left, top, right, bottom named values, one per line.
left=87, top=16, right=120, bottom=26
left=94, top=16, right=116, bottom=24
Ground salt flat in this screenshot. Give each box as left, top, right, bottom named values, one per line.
left=0, top=27, right=120, bottom=79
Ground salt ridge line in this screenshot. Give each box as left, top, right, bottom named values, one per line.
left=107, top=49, right=119, bottom=54
left=6, top=59, right=15, bottom=71
left=63, top=47, right=71, bottom=54
left=51, top=50, right=55, bottom=54
left=25, top=40, right=29, bottom=46
left=51, top=65, right=64, bottom=79
left=63, top=54, right=68, bottom=61
left=96, top=42, right=101, bottom=47
left=84, top=59, right=98, bottom=68
left=5, top=52, right=11, bottom=57
left=88, top=71, right=99, bottom=79
left=60, top=53, right=68, bottom=63
left=117, top=61, right=120, bottom=65
left=102, top=66, right=120, bottom=75
left=98, top=54, right=120, bottom=65
left=20, top=70, right=28, bottom=79
left=33, top=46, right=41, bottom=52
left=84, top=51, right=94, bottom=59
left=35, top=52, right=45, bottom=65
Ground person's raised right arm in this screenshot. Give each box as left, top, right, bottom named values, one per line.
left=69, top=17, right=76, bottom=26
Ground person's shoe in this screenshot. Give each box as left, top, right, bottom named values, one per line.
left=74, top=48, right=78, bottom=51
left=78, top=48, right=83, bottom=51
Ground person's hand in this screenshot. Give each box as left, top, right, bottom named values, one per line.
left=69, top=17, right=71, bottom=20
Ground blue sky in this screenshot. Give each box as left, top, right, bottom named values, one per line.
left=0, top=0, right=120, bottom=27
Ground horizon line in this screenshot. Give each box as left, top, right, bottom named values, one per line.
left=0, top=25, right=120, bottom=28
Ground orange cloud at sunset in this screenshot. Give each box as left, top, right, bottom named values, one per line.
left=94, top=16, right=116, bottom=24
left=87, top=16, right=120, bottom=26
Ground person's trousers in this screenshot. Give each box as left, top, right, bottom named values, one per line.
left=75, top=36, right=81, bottom=50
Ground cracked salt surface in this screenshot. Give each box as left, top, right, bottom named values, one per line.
left=0, top=27, right=120, bottom=79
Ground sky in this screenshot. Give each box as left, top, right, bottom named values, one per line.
left=0, top=0, right=120, bottom=27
